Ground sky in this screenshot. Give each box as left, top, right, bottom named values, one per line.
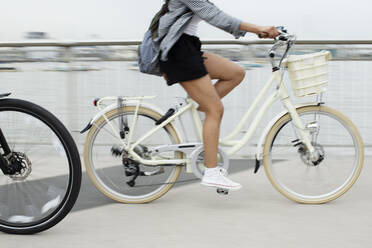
left=1, top=0, right=371, bottom=41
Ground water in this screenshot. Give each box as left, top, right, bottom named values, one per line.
left=0, top=60, right=371, bottom=156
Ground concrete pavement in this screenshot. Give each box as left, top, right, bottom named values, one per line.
left=1, top=157, right=371, bottom=248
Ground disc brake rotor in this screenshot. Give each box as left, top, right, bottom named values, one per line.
left=8, top=152, right=32, bottom=181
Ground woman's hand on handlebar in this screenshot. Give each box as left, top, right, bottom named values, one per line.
left=257, top=26, right=280, bottom=39
left=239, top=22, right=281, bottom=39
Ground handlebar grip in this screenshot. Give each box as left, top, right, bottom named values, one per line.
left=258, top=32, right=269, bottom=39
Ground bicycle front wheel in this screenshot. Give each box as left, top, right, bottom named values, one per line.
left=84, top=106, right=183, bottom=204
left=0, top=98, right=81, bottom=234
left=263, top=105, right=364, bottom=204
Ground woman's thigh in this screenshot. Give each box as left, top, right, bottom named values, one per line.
left=202, top=52, right=244, bottom=81
left=179, top=75, right=222, bottom=113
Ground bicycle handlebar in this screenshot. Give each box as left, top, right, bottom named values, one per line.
left=275, top=26, right=296, bottom=42
left=266, top=26, right=296, bottom=69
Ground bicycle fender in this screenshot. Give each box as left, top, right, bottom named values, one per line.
left=81, top=101, right=160, bottom=133
left=254, top=103, right=318, bottom=173
left=0, top=93, right=11, bottom=99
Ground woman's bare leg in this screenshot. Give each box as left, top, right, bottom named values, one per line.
left=180, top=53, right=245, bottom=166
left=197, top=52, right=246, bottom=112
left=180, top=75, right=223, bottom=168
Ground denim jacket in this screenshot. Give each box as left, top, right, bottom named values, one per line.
left=156, top=0, right=247, bottom=61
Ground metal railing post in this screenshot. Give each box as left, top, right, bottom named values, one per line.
left=63, top=46, right=80, bottom=144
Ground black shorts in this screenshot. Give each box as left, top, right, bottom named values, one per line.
left=159, top=33, right=208, bottom=86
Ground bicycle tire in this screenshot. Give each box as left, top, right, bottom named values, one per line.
left=0, top=98, right=81, bottom=234
left=263, top=105, right=364, bottom=204
left=84, top=106, right=183, bottom=204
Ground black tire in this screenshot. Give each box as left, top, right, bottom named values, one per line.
left=0, top=98, right=81, bottom=234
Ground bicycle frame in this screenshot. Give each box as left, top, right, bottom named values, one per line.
left=93, top=69, right=316, bottom=168
left=89, top=30, right=321, bottom=169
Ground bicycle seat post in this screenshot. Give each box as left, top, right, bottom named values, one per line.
left=174, top=97, right=191, bottom=143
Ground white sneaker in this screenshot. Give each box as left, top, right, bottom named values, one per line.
left=201, top=167, right=242, bottom=191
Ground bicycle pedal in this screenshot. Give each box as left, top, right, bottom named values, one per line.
left=216, top=188, right=229, bottom=195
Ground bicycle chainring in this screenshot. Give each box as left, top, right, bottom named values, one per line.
left=189, top=145, right=229, bottom=179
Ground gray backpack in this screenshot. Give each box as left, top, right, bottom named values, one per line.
left=138, top=1, right=170, bottom=76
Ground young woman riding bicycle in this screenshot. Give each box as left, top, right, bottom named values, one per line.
left=157, top=0, right=279, bottom=190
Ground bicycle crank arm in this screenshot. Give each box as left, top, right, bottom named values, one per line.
left=126, top=167, right=165, bottom=187
left=143, top=167, right=164, bottom=176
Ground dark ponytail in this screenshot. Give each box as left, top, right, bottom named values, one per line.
left=148, top=0, right=171, bottom=39
left=160, top=0, right=171, bottom=15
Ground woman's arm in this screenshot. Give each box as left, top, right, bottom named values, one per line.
left=179, top=0, right=279, bottom=39
left=239, top=22, right=280, bottom=38
left=179, top=0, right=246, bottom=38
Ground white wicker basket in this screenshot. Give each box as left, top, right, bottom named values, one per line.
left=284, top=50, right=332, bottom=97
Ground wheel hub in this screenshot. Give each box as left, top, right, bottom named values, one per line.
left=297, top=142, right=325, bottom=166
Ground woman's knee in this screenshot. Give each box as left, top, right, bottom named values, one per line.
left=205, top=101, right=224, bottom=119
left=233, top=66, right=246, bottom=84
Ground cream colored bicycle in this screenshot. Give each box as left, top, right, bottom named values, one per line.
left=81, top=27, right=364, bottom=204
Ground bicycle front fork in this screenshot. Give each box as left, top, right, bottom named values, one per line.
left=0, top=128, right=12, bottom=175
left=281, top=98, right=323, bottom=163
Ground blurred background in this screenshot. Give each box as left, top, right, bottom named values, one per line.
left=0, top=0, right=371, bottom=156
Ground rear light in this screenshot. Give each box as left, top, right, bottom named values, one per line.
left=93, top=98, right=100, bottom=106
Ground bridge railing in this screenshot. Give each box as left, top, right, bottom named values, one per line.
left=0, top=40, right=371, bottom=156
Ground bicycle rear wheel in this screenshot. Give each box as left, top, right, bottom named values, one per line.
left=0, top=98, right=81, bottom=234
left=84, top=106, right=183, bottom=204
left=263, top=105, right=364, bottom=204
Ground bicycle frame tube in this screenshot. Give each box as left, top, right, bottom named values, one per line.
left=215, top=69, right=315, bottom=156
left=219, top=70, right=283, bottom=156
left=219, top=72, right=280, bottom=145
left=127, top=99, right=194, bottom=165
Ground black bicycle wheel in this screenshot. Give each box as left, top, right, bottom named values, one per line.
left=0, top=98, right=81, bottom=234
